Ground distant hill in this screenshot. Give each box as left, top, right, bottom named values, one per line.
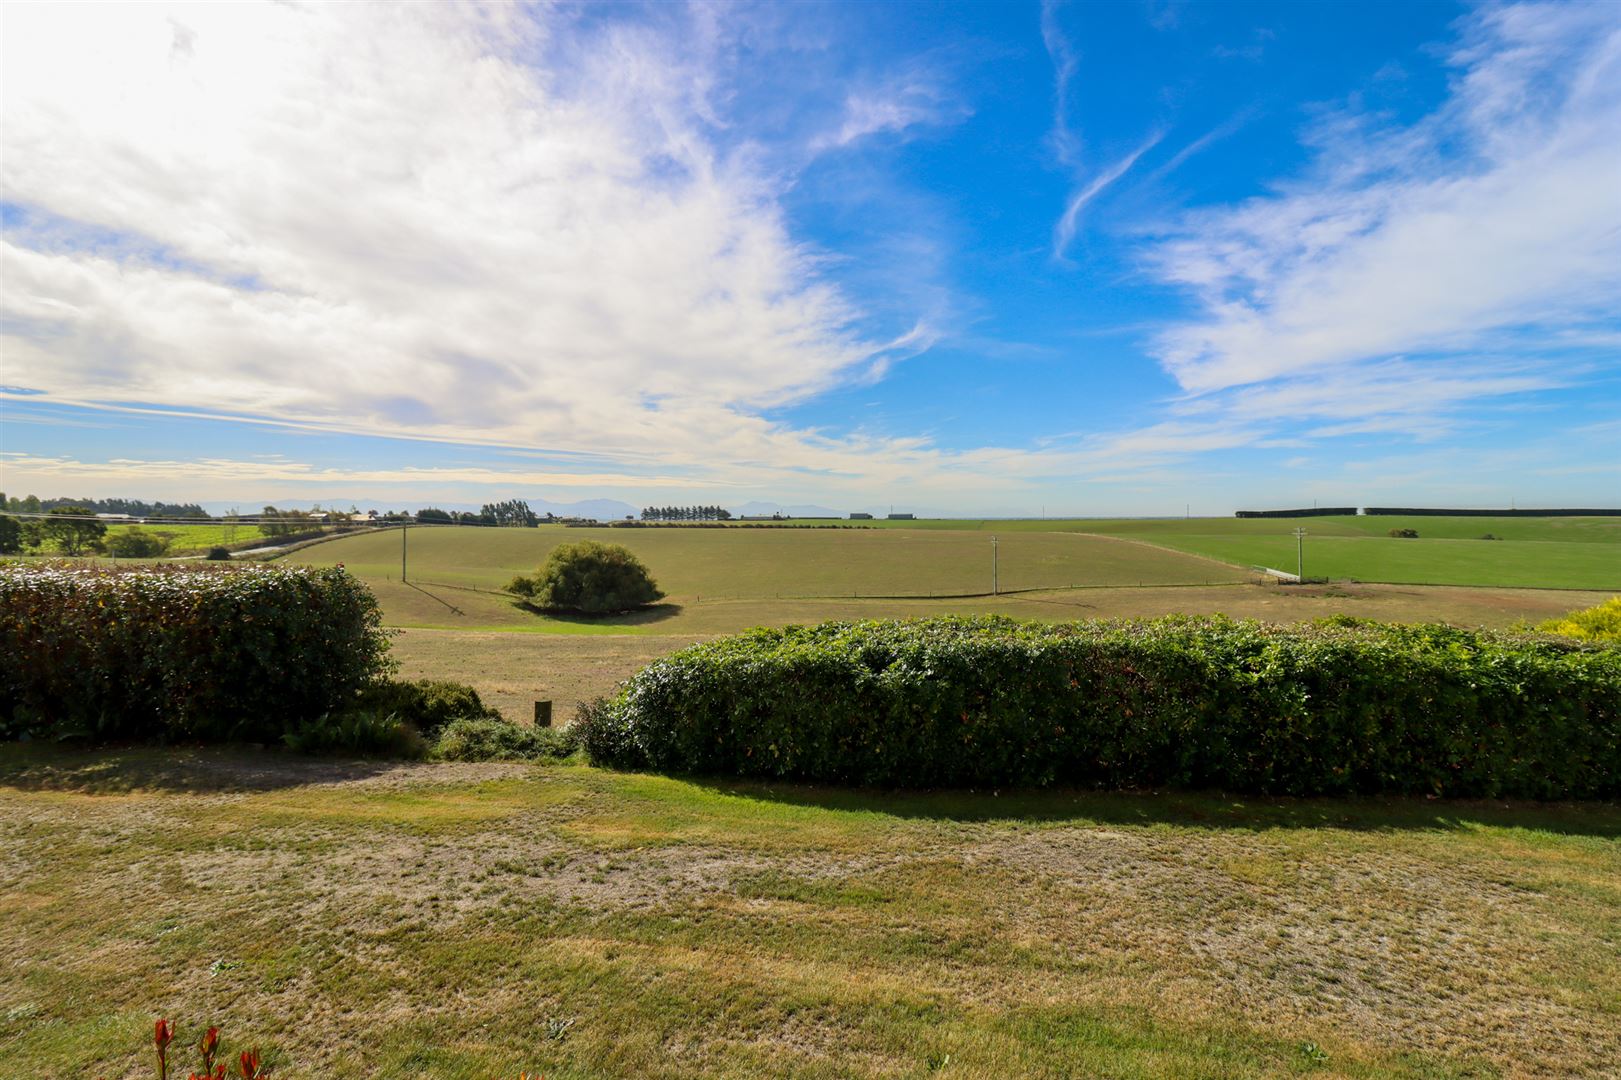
left=732, top=501, right=846, bottom=518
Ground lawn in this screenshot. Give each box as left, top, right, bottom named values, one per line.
left=1, top=748, right=1616, bottom=1078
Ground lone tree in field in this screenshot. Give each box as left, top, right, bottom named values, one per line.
left=507, top=540, right=663, bottom=613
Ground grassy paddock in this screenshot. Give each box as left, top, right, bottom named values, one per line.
left=287, top=525, right=1249, bottom=601
left=102, top=522, right=271, bottom=552
left=0, top=748, right=1616, bottom=1078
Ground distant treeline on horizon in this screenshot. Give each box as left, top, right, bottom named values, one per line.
left=1236, top=506, right=1621, bottom=518
left=2, top=494, right=210, bottom=519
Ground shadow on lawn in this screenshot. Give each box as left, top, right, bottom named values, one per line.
left=0, top=745, right=412, bottom=794
left=683, top=775, right=1621, bottom=838
left=515, top=601, right=684, bottom=628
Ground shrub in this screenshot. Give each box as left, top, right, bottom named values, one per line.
left=432, top=716, right=579, bottom=761
left=1540, top=596, right=1621, bottom=644
left=572, top=696, right=640, bottom=766
left=585, top=615, right=1621, bottom=798
left=0, top=563, right=393, bottom=742
left=282, top=709, right=427, bottom=758
left=507, top=540, right=662, bottom=614
left=206, top=546, right=233, bottom=560
left=353, top=678, right=499, bottom=738
left=1387, top=527, right=1419, bottom=538
left=104, top=527, right=171, bottom=559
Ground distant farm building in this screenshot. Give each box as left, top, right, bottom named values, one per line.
left=850, top=512, right=873, bottom=520
left=887, top=512, right=915, bottom=520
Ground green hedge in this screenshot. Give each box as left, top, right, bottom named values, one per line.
left=0, top=563, right=393, bottom=742
left=580, top=615, right=1621, bottom=798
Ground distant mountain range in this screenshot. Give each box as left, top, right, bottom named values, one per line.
left=730, top=501, right=846, bottom=518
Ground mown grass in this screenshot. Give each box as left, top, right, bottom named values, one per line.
left=1, top=747, right=1616, bottom=1078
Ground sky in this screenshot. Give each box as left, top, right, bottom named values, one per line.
left=2, top=0, right=1618, bottom=516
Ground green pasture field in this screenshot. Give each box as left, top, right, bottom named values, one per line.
left=103, top=521, right=270, bottom=552
left=2, top=748, right=1616, bottom=1078
left=709, top=515, right=1621, bottom=590
left=285, top=519, right=1620, bottom=635
left=286, top=525, right=1250, bottom=606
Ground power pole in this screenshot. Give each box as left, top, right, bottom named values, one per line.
left=992, top=534, right=999, bottom=596
left=1293, top=527, right=1306, bottom=581
left=401, top=521, right=408, bottom=582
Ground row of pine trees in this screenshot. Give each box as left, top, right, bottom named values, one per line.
left=641, top=505, right=732, bottom=521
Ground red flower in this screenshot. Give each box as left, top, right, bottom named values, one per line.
left=155, top=1019, right=176, bottom=1080
left=199, top=1026, right=221, bottom=1068
left=237, top=1048, right=266, bottom=1079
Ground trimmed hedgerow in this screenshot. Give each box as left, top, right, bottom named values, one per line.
left=0, top=562, right=393, bottom=742
left=578, top=615, right=1621, bottom=798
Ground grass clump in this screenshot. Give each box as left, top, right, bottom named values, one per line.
left=585, top=614, right=1621, bottom=798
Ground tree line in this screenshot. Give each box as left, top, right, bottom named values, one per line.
left=641, top=505, right=732, bottom=521
left=2, top=493, right=209, bottom=518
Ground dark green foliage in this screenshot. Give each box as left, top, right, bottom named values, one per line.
left=480, top=499, right=538, bottom=527
left=104, top=527, right=171, bottom=558
left=1388, top=528, right=1420, bottom=538
left=508, top=540, right=663, bottom=613
left=40, top=506, right=106, bottom=555
left=283, top=709, right=427, bottom=758
left=206, top=546, right=232, bottom=560
left=0, top=563, right=394, bottom=742
left=431, top=715, right=579, bottom=761
left=0, top=515, right=20, bottom=555
left=352, top=678, right=500, bottom=738
left=572, top=696, right=641, bottom=765
left=586, top=615, right=1621, bottom=798
left=6, top=495, right=208, bottom=518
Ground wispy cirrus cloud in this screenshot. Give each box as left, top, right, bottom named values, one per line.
left=1042, top=0, right=1161, bottom=258
left=1147, top=2, right=1621, bottom=400
left=1052, top=130, right=1163, bottom=259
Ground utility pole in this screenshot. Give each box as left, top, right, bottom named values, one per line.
left=1293, top=527, right=1306, bottom=581
left=992, top=534, right=999, bottom=596
left=401, top=520, right=408, bottom=583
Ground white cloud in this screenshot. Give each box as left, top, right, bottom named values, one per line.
left=1147, top=2, right=1621, bottom=397
left=813, top=79, right=966, bottom=151
left=1053, top=131, right=1163, bottom=259
left=0, top=2, right=943, bottom=485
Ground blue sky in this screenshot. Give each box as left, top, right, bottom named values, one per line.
left=2, top=1, right=1618, bottom=515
